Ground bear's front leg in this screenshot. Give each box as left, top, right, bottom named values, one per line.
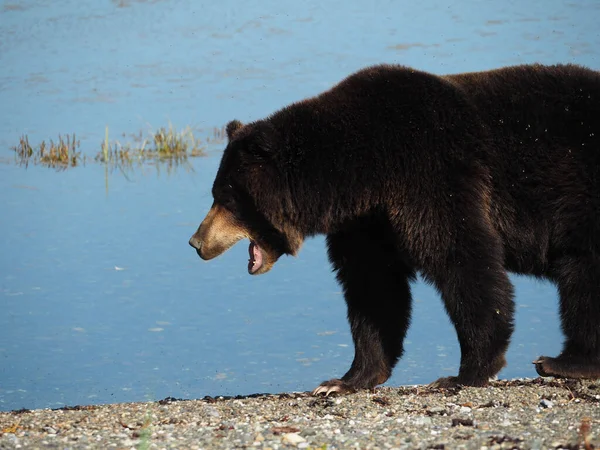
left=313, top=215, right=415, bottom=396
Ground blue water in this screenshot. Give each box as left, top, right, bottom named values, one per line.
left=1, top=0, right=598, bottom=411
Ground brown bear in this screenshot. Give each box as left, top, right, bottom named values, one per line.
left=189, top=63, right=600, bottom=395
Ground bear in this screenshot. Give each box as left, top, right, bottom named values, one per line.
left=189, top=63, right=600, bottom=395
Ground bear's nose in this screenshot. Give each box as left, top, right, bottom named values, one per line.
left=189, top=235, right=202, bottom=250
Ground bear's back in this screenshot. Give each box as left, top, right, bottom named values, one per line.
left=447, top=64, right=600, bottom=157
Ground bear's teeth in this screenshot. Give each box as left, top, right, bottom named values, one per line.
left=248, top=241, right=264, bottom=274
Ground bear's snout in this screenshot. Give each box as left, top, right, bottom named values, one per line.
left=189, top=229, right=226, bottom=261
left=188, top=235, right=203, bottom=252
left=190, top=203, right=250, bottom=262
left=189, top=233, right=211, bottom=260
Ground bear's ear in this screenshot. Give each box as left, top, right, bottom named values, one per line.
left=226, top=120, right=244, bottom=141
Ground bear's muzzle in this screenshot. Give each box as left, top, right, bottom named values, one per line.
left=189, top=203, right=248, bottom=261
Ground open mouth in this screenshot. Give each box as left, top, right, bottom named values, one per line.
left=248, top=241, right=264, bottom=274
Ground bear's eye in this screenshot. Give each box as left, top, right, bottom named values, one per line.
left=213, top=181, right=246, bottom=217
left=247, top=143, right=270, bottom=161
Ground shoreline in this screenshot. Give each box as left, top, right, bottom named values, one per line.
left=1, top=378, right=599, bottom=449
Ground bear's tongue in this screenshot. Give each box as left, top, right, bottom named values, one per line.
left=248, top=241, right=263, bottom=274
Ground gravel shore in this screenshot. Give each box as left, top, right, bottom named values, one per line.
left=1, top=378, right=599, bottom=449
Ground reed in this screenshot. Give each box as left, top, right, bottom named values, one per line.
left=12, top=124, right=226, bottom=172
left=12, top=134, right=84, bottom=169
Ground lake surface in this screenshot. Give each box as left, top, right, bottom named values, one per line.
left=1, top=0, right=599, bottom=411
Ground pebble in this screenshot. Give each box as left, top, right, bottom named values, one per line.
left=0, top=379, right=598, bottom=449
left=282, top=433, right=305, bottom=445
left=428, top=406, right=446, bottom=414
left=203, top=405, right=220, bottom=417
left=413, top=416, right=432, bottom=425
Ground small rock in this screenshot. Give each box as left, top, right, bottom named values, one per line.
left=282, top=433, right=306, bottom=445
left=428, top=406, right=446, bottom=415
left=120, top=438, right=136, bottom=447
left=300, top=428, right=317, bottom=436
left=3, top=435, right=19, bottom=446
left=413, top=416, right=432, bottom=426
left=539, top=399, right=553, bottom=409
left=203, top=405, right=221, bottom=417
left=530, top=438, right=544, bottom=450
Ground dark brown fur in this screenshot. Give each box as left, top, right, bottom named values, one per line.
left=190, top=64, right=600, bottom=392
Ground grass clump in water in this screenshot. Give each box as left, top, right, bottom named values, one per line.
left=152, top=125, right=204, bottom=157
left=12, top=134, right=84, bottom=169
left=11, top=124, right=226, bottom=174
left=95, top=124, right=212, bottom=171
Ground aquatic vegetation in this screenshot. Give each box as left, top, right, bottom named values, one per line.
left=153, top=125, right=202, bottom=156
left=95, top=124, right=222, bottom=172
left=12, top=134, right=84, bottom=169
left=206, top=125, right=227, bottom=144
left=11, top=124, right=226, bottom=173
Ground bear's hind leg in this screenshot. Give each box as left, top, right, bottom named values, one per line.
left=426, top=228, right=515, bottom=388
left=313, top=214, right=415, bottom=396
left=535, top=254, right=600, bottom=379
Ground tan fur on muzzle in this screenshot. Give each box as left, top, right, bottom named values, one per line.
left=189, top=204, right=249, bottom=260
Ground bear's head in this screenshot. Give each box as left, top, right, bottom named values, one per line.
left=189, top=119, right=303, bottom=275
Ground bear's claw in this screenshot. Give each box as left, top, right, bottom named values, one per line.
left=533, top=355, right=600, bottom=379
left=429, top=375, right=495, bottom=389
left=533, top=356, right=553, bottom=377
left=428, top=376, right=461, bottom=389
left=312, top=379, right=356, bottom=396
